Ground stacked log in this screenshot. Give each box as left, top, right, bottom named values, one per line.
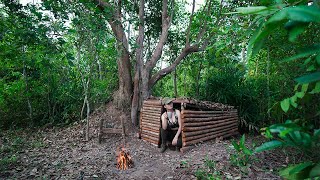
left=140, top=100, right=162, bottom=146
left=181, top=109, right=239, bottom=147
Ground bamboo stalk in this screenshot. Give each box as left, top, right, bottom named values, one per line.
left=181, top=110, right=237, bottom=114
left=182, top=118, right=237, bottom=131
left=182, top=117, right=238, bottom=127
left=181, top=113, right=237, bottom=118
left=183, top=126, right=237, bottom=142
left=182, top=115, right=238, bottom=123
left=183, top=128, right=238, bottom=146
left=183, top=123, right=238, bottom=137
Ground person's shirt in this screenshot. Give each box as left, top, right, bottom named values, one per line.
left=166, top=109, right=179, bottom=128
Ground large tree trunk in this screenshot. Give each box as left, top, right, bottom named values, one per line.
left=113, top=47, right=132, bottom=109
left=131, top=0, right=145, bottom=126
left=96, top=0, right=133, bottom=109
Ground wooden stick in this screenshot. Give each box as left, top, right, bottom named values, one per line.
left=181, top=110, right=237, bottom=114
left=98, top=119, right=103, bottom=144
left=141, top=118, right=160, bottom=123
left=141, top=126, right=160, bottom=133
left=183, top=126, right=237, bottom=142
left=182, top=115, right=238, bottom=123
left=182, top=118, right=237, bottom=131
left=141, top=129, right=159, bottom=136
left=142, top=114, right=161, bottom=119
left=140, top=121, right=160, bottom=128
left=142, top=106, right=162, bottom=111
left=143, top=101, right=162, bottom=106
left=183, top=128, right=238, bottom=146
left=182, top=117, right=238, bottom=127
left=141, top=111, right=162, bottom=116
left=141, top=137, right=159, bottom=145
left=101, top=128, right=123, bottom=134
left=183, top=123, right=238, bottom=137
left=142, top=138, right=158, bottom=146
left=180, top=146, right=192, bottom=153
left=181, top=113, right=237, bottom=118
left=141, top=133, right=159, bottom=141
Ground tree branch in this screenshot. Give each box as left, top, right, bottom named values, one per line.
left=145, top=0, right=171, bottom=72
left=149, top=45, right=200, bottom=88
left=94, top=0, right=130, bottom=54
left=185, top=0, right=195, bottom=46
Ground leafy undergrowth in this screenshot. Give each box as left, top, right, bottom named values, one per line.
left=0, top=129, right=46, bottom=173
left=194, top=134, right=319, bottom=180
left=0, top=104, right=294, bottom=179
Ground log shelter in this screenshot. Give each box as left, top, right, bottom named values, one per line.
left=139, top=98, right=239, bottom=152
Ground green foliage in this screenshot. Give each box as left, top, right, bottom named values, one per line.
left=235, top=1, right=320, bottom=179
left=0, top=0, right=117, bottom=128
left=195, top=157, right=221, bottom=180
left=230, top=135, right=254, bottom=167
left=255, top=121, right=320, bottom=179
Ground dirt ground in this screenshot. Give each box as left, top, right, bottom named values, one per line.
left=0, top=103, right=286, bottom=179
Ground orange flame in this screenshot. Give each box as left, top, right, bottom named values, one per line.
left=116, top=147, right=133, bottom=170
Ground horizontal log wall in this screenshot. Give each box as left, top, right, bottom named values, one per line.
left=140, top=100, right=162, bottom=146
left=139, top=99, right=239, bottom=149
left=181, top=109, right=238, bottom=147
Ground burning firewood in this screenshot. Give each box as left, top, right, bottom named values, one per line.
left=116, top=147, right=134, bottom=170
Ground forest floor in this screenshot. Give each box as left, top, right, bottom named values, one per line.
left=1, top=103, right=289, bottom=179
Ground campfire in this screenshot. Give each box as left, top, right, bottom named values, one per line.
left=116, top=147, right=134, bottom=170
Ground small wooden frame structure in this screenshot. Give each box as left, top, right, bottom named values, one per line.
left=98, top=116, right=126, bottom=144
left=140, top=98, right=239, bottom=152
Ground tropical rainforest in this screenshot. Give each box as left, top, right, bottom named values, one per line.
left=0, top=0, right=319, bottom=179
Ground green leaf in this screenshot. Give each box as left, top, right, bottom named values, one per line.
left=309, top=163, right=320, bottom=178
left=282, top=45, right=320, bottom=62
left=309, top=82, right=320, bottom=94
left=240, top=134, right=246, bottom=147
left=314, top=129, right=320, bottom=141
left=243, top=147, right=253, bottom=155
left=255, top=140, right=283, bottom=152
left=235, top=6, right=268, bottom=14
left=290, top=96, right=298, bottom=108
left=301, top=83, right=309, bottom=93
left=287, top=22, right=307, bottom=42
left=232, top=140, right=240, bottom=151
left=303, top=57, right=312, bottom=65
left=295, top=71, right=320, bottom=84
left=268, top=6, right=320, bottom=24
left=295, top=91, right=305, bottom=98
left=281, top=98, right=290, bottom=112
left=316, top=54, right=320, bottom=65
left=289, top=162, right=313, bottom=175
left=300, top=132, right=311, bottom=149
left=307, top=65, right=316, bottom=71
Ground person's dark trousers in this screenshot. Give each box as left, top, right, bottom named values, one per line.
left=161, top=128, right=169, bottom=146
left=160, top=128, right=182, bottom=148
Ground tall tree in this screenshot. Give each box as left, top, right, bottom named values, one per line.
left=94, top=0, right=223, bottom=126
